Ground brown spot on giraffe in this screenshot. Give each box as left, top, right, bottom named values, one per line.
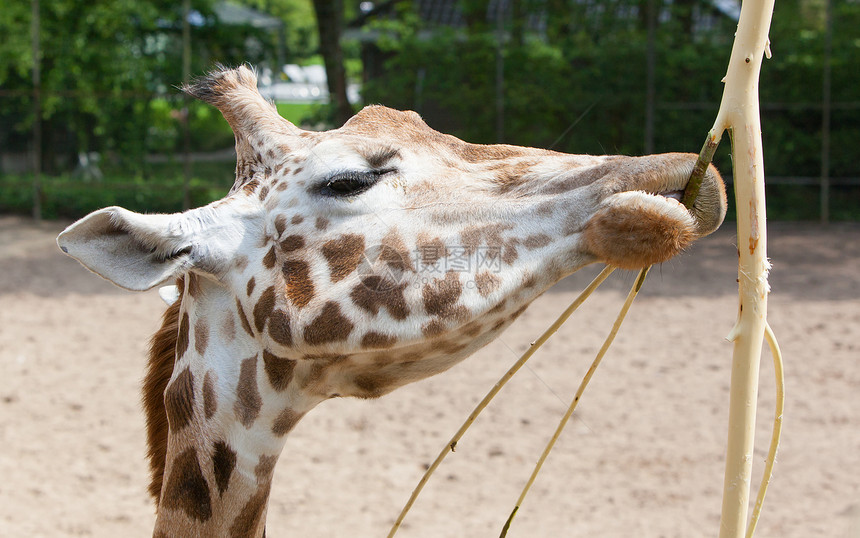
left=258, top=185, right=270, bottom=202
left=255, top=454, right=278, bottom=482
left=194, top=319, right=209, bottom=356
left=262, top=350, right=296, bottom=391
left=474, top=271, right=501, bottom=297
left=221, top=312, right=236, bottom=342
left=227, top=456, right=278, bottom=536
left=361, top=331, right=397, bottom=349
left=459, top=223, right=510, bottom=255
left=536, top=200, right=556, bottom=215
left=234, top=355, right=262, bottom=428
left=202, top=371, right=217, bottom=420
left=187, top=273, right=202, bottom=298
left=242, top=179, right=260, bottom=195
left=422, top=319, right=446, bottom=337
left=212, top=440, right=237, bottom=496
left=303, top=301, right=354, bottom=345
left=491, top=318, right=508, bottom=332
left=502, top=242, right=519, bottom=265
left=290, top=214, right=304, bottom=225
left=246, top=277, right=256, bottom=296
left=439, top=340, right=469, bottom=354
left=421, top=305, right=469, bottom=339
left=272, top=407, right=304, bottom=436
left=228, top=482, right=270, bottom=538
left=268, top=309, right=292, bottom=346
left=321, top=234, right=365, bottom=282
left=523, top=233, right=552, bottom=250
left=487, top=299, right=507, bottom=315
left=522, top=272, right=539, bottom=289
left=416, top=234, right=446, bottom=265
left=164, top=367, right=194, bottom=431
left=509, top=304, right=529, bottom=321
left=460, top=321, right=483, bottom=338
left=369, top=352, right=396, bottom=366
left=380, top=230, right=415, bottom=272
left=353, top=372, right=398, bottom=398
left=262, top=246, right=277, bottom=269
left=236, top=298, right=254, bottom=337
left=176, top=312, right=190, bottom=359
left=492, top=160, right=536, bottom=194
left=269, top=309, right=293, bottom=347
left=315, top=216, right=329, bottom=230
left=449, top=305, right=470, bottom=322
left=280, top=234, right=305, bottom=252
left=282, top=260, right=315, bottom=308
left=253, top=287, right=277, bottom=333
left=423, top=271, right=462, bottom=317
left=274, top=214, right=287, bottom=237
left=161, top=447, right=212, bottom=522
left=297, top=355, right=346, bottom=393
left=349, top=277, right=410, bottom=321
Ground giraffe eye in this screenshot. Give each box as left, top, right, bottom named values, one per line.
left=320, top=169, right=394, bottom=197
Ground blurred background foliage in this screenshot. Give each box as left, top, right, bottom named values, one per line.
left=0, top=0, right=857, bottom=220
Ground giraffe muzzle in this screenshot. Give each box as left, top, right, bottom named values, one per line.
left=582, top=153, right=727, bottom=269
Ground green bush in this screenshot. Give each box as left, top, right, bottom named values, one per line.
left=1, top=162, right=234, bottom=219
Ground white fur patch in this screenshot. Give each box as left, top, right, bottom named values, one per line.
left=158, top=285, right=181, bottom=305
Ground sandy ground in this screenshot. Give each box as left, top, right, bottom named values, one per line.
left=0, top=215, right=858, bottom=537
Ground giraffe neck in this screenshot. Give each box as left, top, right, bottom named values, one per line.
left=152, top=274, right=320, bottom=537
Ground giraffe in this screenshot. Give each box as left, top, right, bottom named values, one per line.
left=57, top=66, right=726, bottom=537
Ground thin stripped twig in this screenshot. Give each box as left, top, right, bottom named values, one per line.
left=745, top=322, right=785, bottom=538
left=386, top=265, right=616, bottom=537
left=500, top=266, right=650, bottom=537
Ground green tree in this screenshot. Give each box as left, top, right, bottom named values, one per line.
left=0, top=0, right=285, bottom=172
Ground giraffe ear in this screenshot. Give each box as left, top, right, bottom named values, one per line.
left=57, top=207, right=194, bottom=291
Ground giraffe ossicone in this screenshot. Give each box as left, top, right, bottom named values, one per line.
left=57, top=65, right=726, bottom=536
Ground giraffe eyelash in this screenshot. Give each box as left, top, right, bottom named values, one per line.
left=318, top=168, right=396, bottom=198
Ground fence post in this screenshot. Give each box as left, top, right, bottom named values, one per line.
left=495, top=1, right=505, bottom=144
left=181, top=0, right=192, bottom=211
left=819, top=0, right=833, bottom=223
left=644, top=0, right=656, bottom=154
left=31, top=0, right=42, bottom=221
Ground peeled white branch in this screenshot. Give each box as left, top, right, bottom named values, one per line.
left=707, top=0, right=777, bottom=536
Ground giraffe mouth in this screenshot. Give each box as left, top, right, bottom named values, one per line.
left=658, top=190, right=684, bottom=202
left=651, top=171, right=726, bottom=239
left=582, top=157, right=727, bottom=269
left=587, top=153, right=728, bottom=240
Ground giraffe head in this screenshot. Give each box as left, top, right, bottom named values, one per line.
left=57, top=66, right=725, bottom=534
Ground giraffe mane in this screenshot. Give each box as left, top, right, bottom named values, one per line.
left=142, top=276, right=184, bottom=505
